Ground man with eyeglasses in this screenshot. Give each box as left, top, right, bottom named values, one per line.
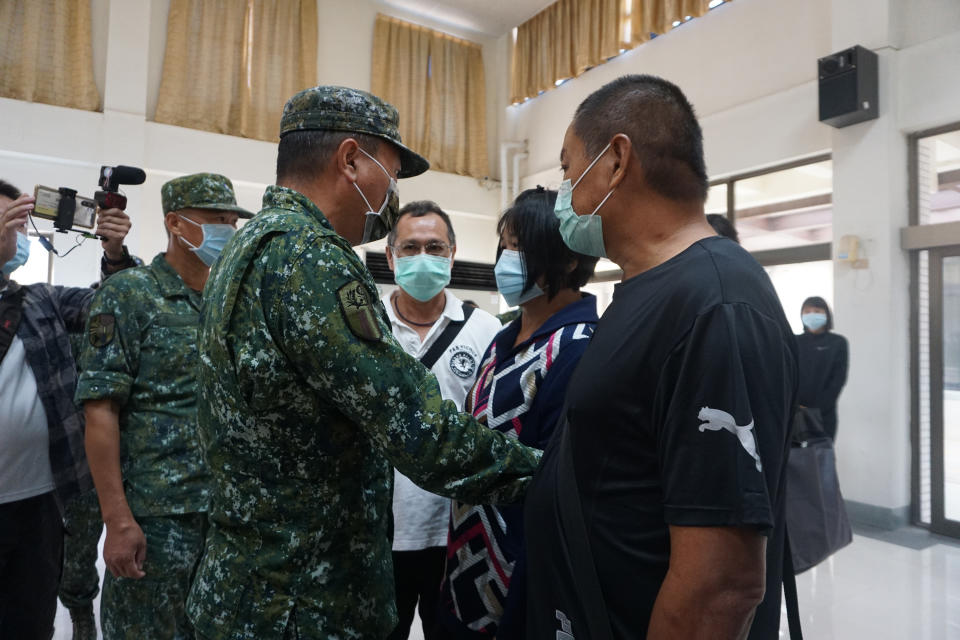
left=382, top=201, right=501, bottom=640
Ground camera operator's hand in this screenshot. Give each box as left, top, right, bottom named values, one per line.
left=0, top=194, right=33, bottom=266
left=96, top=207, right=132, bottom=261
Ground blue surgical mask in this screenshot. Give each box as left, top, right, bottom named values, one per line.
left=802, top=312, right=828, bottom=331
left=554, top=142, right=614, bottom=258
left=2, top=233, right=31, bottom=276
left=495, top=249, right=543, bottom=307
left=179, top=215, right=236, bottom=267
left=394, top=254, right=451, bottom=302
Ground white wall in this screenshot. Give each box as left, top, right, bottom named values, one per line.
left=0, top=0, right=503, bottom=288
left=509, top=0, right=960, bottom=521
left=510, top=0, right=833, bottom=182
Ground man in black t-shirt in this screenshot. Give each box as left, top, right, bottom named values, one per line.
left=526, top=75, right=798, bottom=640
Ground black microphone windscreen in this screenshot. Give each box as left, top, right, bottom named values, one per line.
left=111, top=166, right=147, bottom=185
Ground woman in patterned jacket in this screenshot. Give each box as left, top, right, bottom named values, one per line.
left=439, top=187, right=599, bottom=639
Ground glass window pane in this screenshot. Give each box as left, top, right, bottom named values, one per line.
left=17, top=234, right=52, bottom=285
left=764, top=260, right=834, bottom=335
left=942, top=255, right=960, bottom=521
left=734, top=160, right=833, bottom=252
left=705, top=182, right=728, bottom=215
left=918, top=131, right=960, bottom=225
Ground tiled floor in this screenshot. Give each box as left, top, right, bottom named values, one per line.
left=777, top=530, right=960, bottom=639
left=54, top=529, right=960, bottom=639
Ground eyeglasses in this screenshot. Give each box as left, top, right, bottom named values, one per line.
left=390, top=241, right=452, bottom=258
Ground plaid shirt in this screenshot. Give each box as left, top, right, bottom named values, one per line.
left=2, top=279, right=94, bottom=504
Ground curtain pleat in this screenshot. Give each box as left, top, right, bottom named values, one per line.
left=0, top=0, right=100, bottom=111
left=629, top=0, right=713, bottom=45
left=372, top=15, right=432, bottom=160
left=155, top=0, right=317, bottom=142
left=372, top=14, right=488, bottom=178
left=510, top=0, right=618, bottom=104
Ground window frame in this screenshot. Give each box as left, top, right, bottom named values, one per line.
left=906, top=121, right=960, bottom=530
left=708, top=152, right=833, bottom=266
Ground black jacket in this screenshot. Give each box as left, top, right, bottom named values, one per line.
left=796, top=331, right=849, bottom=440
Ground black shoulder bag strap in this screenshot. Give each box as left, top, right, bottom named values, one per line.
left=0, top=286, right=26, bottom=363
left=419, top=302, right=475, bottom=370
left=555, top=416, right=615, bottom=640
left=783, top=528, right=804, bottom=639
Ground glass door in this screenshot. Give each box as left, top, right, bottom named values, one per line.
left=929, top=247, right=960, bottom=537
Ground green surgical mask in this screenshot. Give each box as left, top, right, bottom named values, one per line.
left=394, top=254, right=451, bottom=302
left=555, top=142, right=614, bottom=258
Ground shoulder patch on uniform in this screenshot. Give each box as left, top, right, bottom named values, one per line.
left=337, top=280, right=382, bottom=342
left=88, top=313, right=116, bottom=348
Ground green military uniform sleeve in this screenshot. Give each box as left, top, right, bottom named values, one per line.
left=76, top=272, right=143, bottom=405
left=268, top=239, right=541, bottom=505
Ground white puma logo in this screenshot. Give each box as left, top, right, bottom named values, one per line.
left=697, top=407, right=763, bottom=472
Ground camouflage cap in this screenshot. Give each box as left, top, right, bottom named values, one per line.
left=161, top=173, right=253, bottom=219
left=279, top=86, right=430, bottom=179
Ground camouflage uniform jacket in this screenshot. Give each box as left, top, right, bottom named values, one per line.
left=186, top=186, right=541, bottom=640
left=75, top=254, right=210, bottom=517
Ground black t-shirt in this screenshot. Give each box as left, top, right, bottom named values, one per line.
left=525, top=236, right=798, bottom=639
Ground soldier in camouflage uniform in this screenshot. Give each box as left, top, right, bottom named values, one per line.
left=61, top=260, right=144, bottom=640
left=76, top=173, right=252, bottom=640
left=185, top=86, right=543, bottom=640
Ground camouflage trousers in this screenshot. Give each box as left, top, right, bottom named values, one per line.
left=59, top=488, right=103, bottom=610
left=101, top=513, right=207, bottom=640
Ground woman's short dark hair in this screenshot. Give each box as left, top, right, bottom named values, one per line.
left=707, top=214, right=739, bottom=244
left=496, top=187, right=599, bottom=301
left=801, top=296, right=833, bottom=331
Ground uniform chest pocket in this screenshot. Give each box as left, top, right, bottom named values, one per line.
left=142, top=312, right=200, bottom=368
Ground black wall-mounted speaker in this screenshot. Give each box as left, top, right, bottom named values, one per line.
left=818, top=45, right=878, bottom=128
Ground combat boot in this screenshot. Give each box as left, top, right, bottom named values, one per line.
left=69, top=604, right=97, bottom=640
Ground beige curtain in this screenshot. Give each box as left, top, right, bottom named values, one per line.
left=512, top=0, right=728, bottom=103
left=155, top=0, right=317, bottom=142
left=371, top=15, right=432, bottom=159
left=372, top=14, right=487, bottom=178
left=627, top=0, right=714, bottom=46
left=510, top=0, right=620, bottom=104
left=0, top=0, right=100, bottom=111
